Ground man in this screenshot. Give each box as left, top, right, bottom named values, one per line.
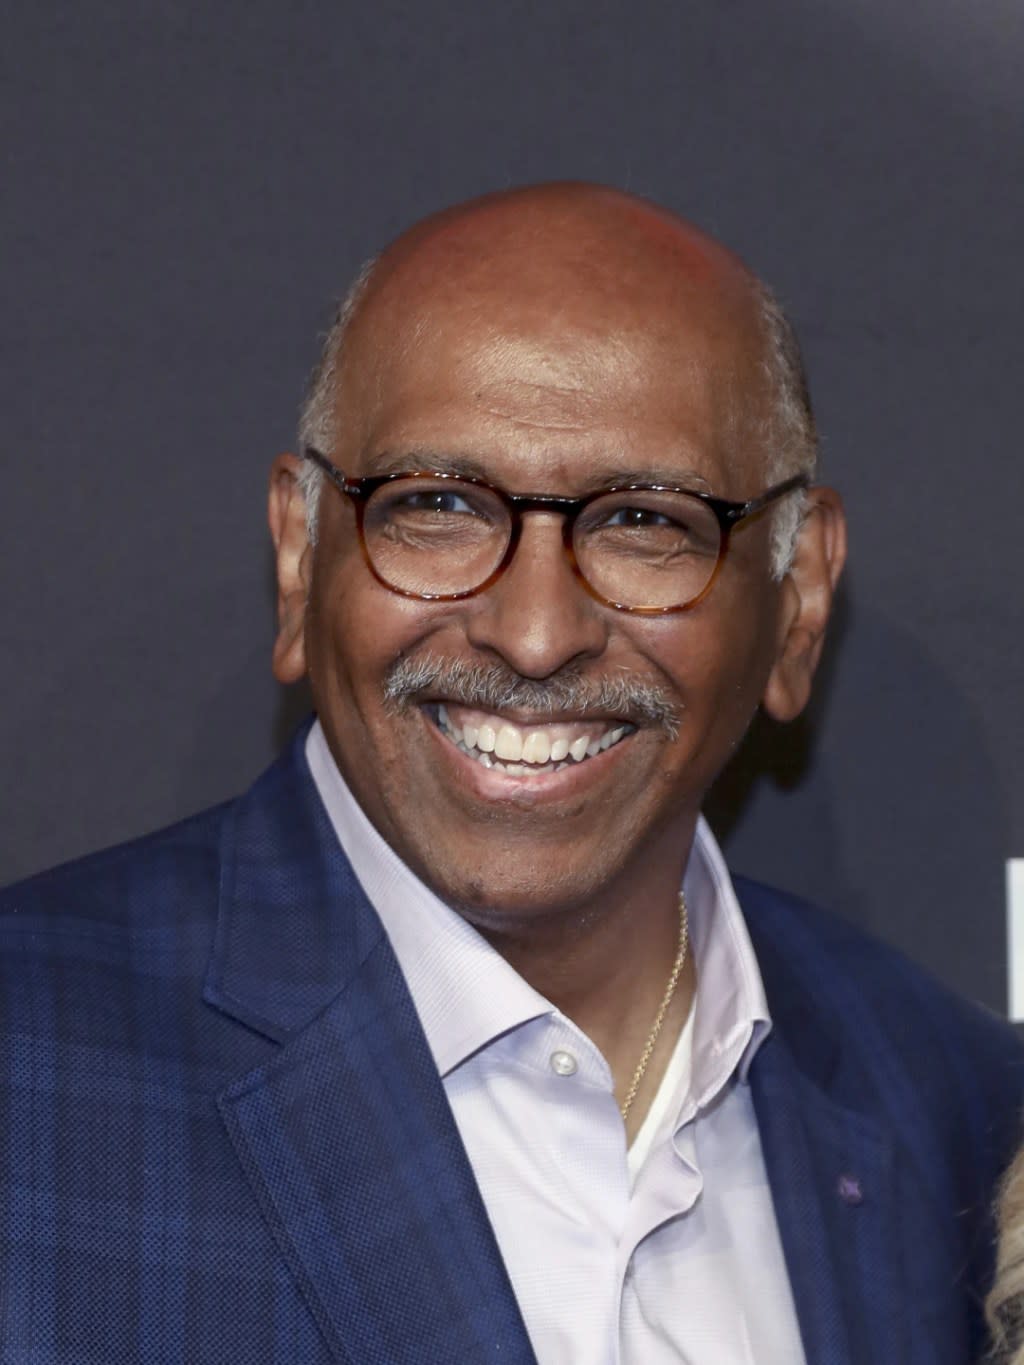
left=0, top=183, right=1019, bottom=1364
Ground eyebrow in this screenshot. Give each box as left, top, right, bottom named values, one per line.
left=365, top=449, right=495, bottom=481
left=364, top=449, right=715, bottom=495
left=588, top=465, right=713, bottom=493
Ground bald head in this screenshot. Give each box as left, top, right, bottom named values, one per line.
left=359, top=182, right=755, bottom=327
left=298, top=183, right=816, bottom=571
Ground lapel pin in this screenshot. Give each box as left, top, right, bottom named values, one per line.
left=837, top=1173, right=864, bottom=1206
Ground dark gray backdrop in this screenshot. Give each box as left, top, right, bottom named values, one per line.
left=3, top=1, right=1022, bottom=1015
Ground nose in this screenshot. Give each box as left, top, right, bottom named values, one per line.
left=463, top=513, right=610, bottom=678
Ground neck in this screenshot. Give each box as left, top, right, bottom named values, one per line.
left=477, top=874, right=697, bottom=1137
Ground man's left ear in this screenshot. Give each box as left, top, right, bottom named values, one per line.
left=761, top=486, right=847, bottom=723
left=268, top=453, right=314, bottom=685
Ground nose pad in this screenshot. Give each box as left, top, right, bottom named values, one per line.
left=464, top=515, right=609, bottom=679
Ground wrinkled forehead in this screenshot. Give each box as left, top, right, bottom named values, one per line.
left=333, top=209, right=770, bottom=481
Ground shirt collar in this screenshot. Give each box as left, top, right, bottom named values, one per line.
left=306, top=721, right=549, bottom=1076
left=306, top=719, right=771, bottom=1092
left=683, top=812, right=772, bottom=1094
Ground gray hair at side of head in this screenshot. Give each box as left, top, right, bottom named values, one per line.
left=294, top=261, right=818, bottom=578
left=752, top=280, right=819, bottom=579
left=296, top=256, right=380, bottom=546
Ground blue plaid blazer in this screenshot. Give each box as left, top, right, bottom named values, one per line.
left=1, top=727, right=1021, bottom=1364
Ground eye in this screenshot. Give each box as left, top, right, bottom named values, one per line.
left=394, top=488, right=477, bottom=515
left=376, top=481, right=499, bottom=523
left=579, top=491, right=721, bottom=560
left=367, top=478, right=505, bottom=545
left=601, top=505, right=678, bottom=529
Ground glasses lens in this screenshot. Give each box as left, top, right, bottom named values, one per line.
left=363, top=476, right=510, bottom=597
left=574, top=489, right=722, bottom=609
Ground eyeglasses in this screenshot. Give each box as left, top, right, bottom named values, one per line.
left=303, top=446, right=808, bottom=615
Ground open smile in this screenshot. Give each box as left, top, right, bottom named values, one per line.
left=432, top=702, right=635, bottom=778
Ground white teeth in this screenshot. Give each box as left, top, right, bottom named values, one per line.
left=436, top=707, right=633, bottom=775
left=522, top=730, right=551, bottom=764
left=494, top=725, right=523, bottom=762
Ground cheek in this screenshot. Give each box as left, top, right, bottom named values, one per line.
left=304, top=551, right=452, bottom=728
left=305, top=555, right=390, bottom=720
left=645, top=606, right=778, bottom=750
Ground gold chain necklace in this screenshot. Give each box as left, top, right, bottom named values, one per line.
left=619, top=892, right=689, bottom=1121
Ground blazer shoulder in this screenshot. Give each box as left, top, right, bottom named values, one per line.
left=735, top=874, right=1021, bottom=1055
left=735, top=873, right=1024, bottom=1148
left=0, top=800, right=231, bottom=940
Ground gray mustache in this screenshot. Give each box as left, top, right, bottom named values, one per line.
left=383, top=654, right=680, bottom=737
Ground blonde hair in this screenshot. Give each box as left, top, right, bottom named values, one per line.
left=988, top=1146, right=1024, bottom=1363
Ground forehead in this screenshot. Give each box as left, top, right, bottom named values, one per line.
left=335, top=237, right=768, bottom=491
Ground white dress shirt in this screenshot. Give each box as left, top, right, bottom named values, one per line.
left=307, top=721, right=806, bottom=1365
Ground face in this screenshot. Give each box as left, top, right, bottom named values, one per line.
left=273, top=254, right=824, bottom=930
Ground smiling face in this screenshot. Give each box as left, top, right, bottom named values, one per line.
left=271, top=187, right=840, bottom=930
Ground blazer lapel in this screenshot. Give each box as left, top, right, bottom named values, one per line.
left=204, top=731, right=536, bottom=1365
left=739, top=877, right=913, bottom=1365
left=750, top=1027, right=903, bottom=1365
left=741, top=879, right=969, bottom=1365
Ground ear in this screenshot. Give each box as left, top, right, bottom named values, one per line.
left=268, top=453, right=314, bottom=684
left=761, top=486, right=847, bottom=723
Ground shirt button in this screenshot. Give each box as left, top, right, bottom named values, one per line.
left=550, top=1050, right=578, bottom=1076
